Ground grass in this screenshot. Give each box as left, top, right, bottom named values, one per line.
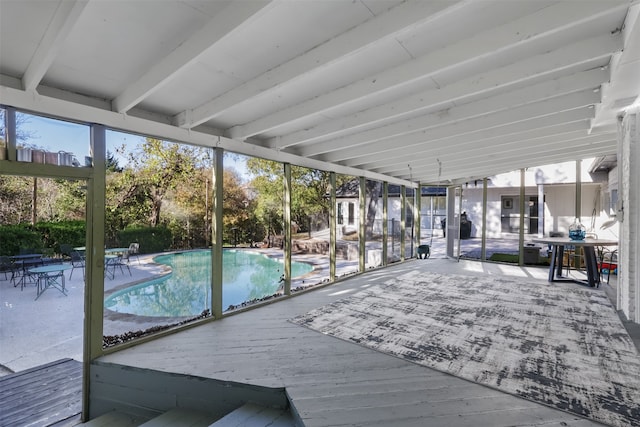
left=489, top=253, right=550, bottom=266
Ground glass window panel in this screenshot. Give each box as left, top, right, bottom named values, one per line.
left=15, top=112, right=89, bottom=166
left=0, top=175, right=86, bottom=369
left=103, top=132, right=212, bottom=344
left=336, top=174, right=359, bottom=276
left=364, top=179, right=383, bottom=268
left=290, top=165, right=330, bottom=288
left=418, top=188, right=446, bottom=258
left=387, top=184, right=401, bottom=264
left=404, top=188, right=415, bottom=259
left=232, top=154, right=285, bottom=309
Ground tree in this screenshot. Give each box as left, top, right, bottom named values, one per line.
left=0, top=175, right=33, bottom=224
left=247, top=159, right=345, bottom=241
left=116, top=138, right=197, bottom=227
left=0, top=110, right=41, bottom=224
left=365, top=180, right=382, bottom=237
left=246, top=158, right=284, bottom=245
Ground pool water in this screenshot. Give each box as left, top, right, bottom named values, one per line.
left=104, top=250, right=313, bottom=317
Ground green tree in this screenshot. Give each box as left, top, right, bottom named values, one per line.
left=247, top=159, right=284, bottom=245
left=247, top=159, right=349, bottom=242
left=113, top=138, right=198, bottom=227
left=0, top=175, right=32, bottom=224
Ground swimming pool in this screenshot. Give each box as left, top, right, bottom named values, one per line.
left=104, top=249, right=313, bottom=317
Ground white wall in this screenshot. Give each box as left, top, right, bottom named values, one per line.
left=488, top=159, right=606, bottom=187
left=459, top=167, right=614, bottom=240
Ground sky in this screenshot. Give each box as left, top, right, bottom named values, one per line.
left=16, top=112, right=252, bottom=180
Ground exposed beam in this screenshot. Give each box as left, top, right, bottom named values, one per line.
left=298, top=68, right=607, bottom=158
left=22, top=0, right=89, bottom=92
left=277, top=33, right=620, bottom=151
left=591, top=2, right=640, bottom=130
left=174, top=0, right=467, bottom=128
left=323, top=89, right=601, bottom=164
left=113, top=0, right=275, bottom=113
left=378, top=132, right=615, bottom=178
left=358, top=122, right=593, bottom=173
left=415, top=141, right=617, bottom=184
left=353, top=111, right=595, bottom=171
left=229, top=1, right=626, bottom=140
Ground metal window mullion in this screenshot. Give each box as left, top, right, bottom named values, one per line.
left=382, top=182, right=388, bottom=265
left=400, top=185, right=406, bottom=260
left=83, top=123, right=106, bottom=420
left=211, top=148, right=223, bottom=318
left=284, top=163, right=291, bottom=295
left=330, top=172, right=336, bottom=282
left=359, top=177, right=366, bottom=273
left=519, top=168, right=525, bottom=266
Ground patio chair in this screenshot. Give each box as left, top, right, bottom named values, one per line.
left=106, top=251, right=132, bottom=279
left=128, top=242, right=140, bottom=264
left=599, top=248, right=618, bottom=284
left=0, top=256, right=17, bottom=281
left=60, top=244, right=74, bottom=260
left=69, top=250, right=85, bottom=280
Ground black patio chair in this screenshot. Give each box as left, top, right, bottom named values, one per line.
left=105, top=251, right=132, bottom=279
left=69, top=250, right=85, bottom=280
left=0, top=256, right=17, bottom=281
left=60, top=244, right=74, bottom=260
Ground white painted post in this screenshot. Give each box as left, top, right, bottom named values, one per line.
left=617, top=111, right=640, bottom=323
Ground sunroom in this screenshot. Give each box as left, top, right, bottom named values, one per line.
left=1, top=1, right=639, bottom=426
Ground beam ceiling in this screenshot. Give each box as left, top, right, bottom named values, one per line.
left=1, top=0, right=639, bottom=186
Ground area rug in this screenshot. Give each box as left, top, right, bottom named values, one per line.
left=290, top=271, right=640, bottom=426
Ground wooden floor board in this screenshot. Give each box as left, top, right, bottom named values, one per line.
left=0, top=358, right=81, bottom=427
left=99, top=262, right=602, bottom=426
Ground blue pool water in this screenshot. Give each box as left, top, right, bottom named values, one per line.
left=104, top=250, right=313, bottom=317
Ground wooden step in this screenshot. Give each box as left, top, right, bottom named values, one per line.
left=78, top=410, right=150, bottom=426
left=138, top=408, right=217, bottom=427
left=210, top=403, right=295, bottom=427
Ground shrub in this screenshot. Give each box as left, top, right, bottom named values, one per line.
left=33, top=220, right=86, bottom=254
left=117, top=226, right=172, bottom=254
left=0, top=224, right=43, bottom=255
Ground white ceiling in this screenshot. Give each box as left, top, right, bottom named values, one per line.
left=1, top=0, right=639, bottom=186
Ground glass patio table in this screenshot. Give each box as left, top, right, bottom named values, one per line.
left=105, top=248, right=128, bottom=254
left=29, top=264, right=72, bottom=300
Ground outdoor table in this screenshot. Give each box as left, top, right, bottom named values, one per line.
left=532, top=237, right=617, bottom=288
left=29, top=264, right=72, bottom=300
left=10, top=253, right=43, bottom=260
left=105, top=247, right=128, bottom=255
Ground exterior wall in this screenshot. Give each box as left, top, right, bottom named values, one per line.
left=618, top=111, right=640, bottom=323
left=337, top=197, right=403, bottom=237
left=459, top=181, right=606, bottom=240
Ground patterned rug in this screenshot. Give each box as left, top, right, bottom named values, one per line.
left=291, top=271, right=640, bottom=426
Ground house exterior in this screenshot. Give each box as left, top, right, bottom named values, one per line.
left=458, top=159, right=618, bottom=242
